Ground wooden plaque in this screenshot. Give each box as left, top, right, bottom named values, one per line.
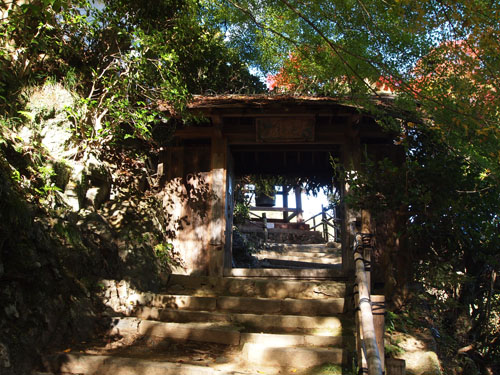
left=256, top=117, right=314, bottom=143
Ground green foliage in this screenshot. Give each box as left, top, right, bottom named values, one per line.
left=33, top=165, right=62, bottom=197
left=243, top=174, right=330, bottom=198
left=10, top=167, right=21, bottom=183
left=303, top=363, right=352, bottom=375
left=0, top=121, right=64, bottom=203
left=0, top=0, right=264, bottom=145
left=344, top=127, right=500, bottom=366
left=211, top=0, right=500, bottom=184
left=385, top=341, right=405, bottom=358
left=251, top=174, right=281, bottom=196
left=53, top=220, right=83, bottom=248
left=233, top=201, right=250, bottom=225
left=385, top=310, right=418, bottom=335
left=154, top=242, right=174, bottom=268
left=385, top=311, right=398, bottom=334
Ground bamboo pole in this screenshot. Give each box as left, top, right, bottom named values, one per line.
left=361, top=210, right=372, bottom=294
left=371, top=295, right=385, bottom=371
left=354, top=234, right=384, bottom=375
left=354, top=284, right=367, bottom=372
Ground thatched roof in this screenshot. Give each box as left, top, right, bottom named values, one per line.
left=159, top=94, right=398, bottom=117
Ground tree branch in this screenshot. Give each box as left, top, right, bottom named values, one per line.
left=278, top=0, right=381, bottom=97
left=225, top=0, right=300, bottom=48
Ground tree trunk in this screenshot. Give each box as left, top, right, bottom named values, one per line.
left=374, top=207, right=410, bottom=308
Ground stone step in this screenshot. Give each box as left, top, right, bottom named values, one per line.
left=259, top=258, right=342, bottom=269
left=109, top=317, right=350, bottom=346
left=130, top=294, right=345, bottom=315
left=254, top=250, right=342, bottom=261
left=133, top=308, right=346, bottom=334
left=264, top=243, right=341, bottom=252
left=239, top=227, right=325, bottom=244
left=242, top=343, right=348, bottom=369
left=111, top=317, right=242, bottom=345
left=49, top=352, right=256, bottom=375
left=259, top=255, right=342, bottom=264
left=225, top=267, right=343, bottom=279
left=167, top=274, right=348, bottom=298
left=240, top=331, right=348, bottom=347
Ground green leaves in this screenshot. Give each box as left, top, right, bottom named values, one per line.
left=1, top=0, right=263, bottom=145
left=211, top=0, right=500, bottom=185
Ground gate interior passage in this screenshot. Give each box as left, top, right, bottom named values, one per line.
left=161, top=95, right=399, bottom=277
left=232, top=144, right=340, bottom=179
left=230, top=143, right=343, bottom=272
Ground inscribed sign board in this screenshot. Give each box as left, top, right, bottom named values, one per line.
left=256, top=117, right=315, bottom=143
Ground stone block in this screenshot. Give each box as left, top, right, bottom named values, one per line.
left=232, top=312, right=343, bottom=332
left=281, top=298, right=345, bottom=315
left=243, top=344, right=345, bottom=368
left=157, top=309, right=230, bottom=323
left=138, top=320, right=241, bottom=345
left=54, top=353, right=222, bottom=375
left=240, top=332, right=305, bottom=346
left=400, top=351, right=442, bottom=375
left=217, top=296, right=281, bottom=314
left=150, top=294, right=216, bottom=311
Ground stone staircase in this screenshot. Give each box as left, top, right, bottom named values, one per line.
left=47, top=243, right=354, bottom=375
left=254, top=243, right=342, bottom=269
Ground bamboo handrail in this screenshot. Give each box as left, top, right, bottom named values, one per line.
left=325, top=213, right=342, bottom=221
left=354, top=233, right=384, bottom=375
left=249, top=211, right=262, bottom=219
left=246, top=207, right=341, bottom=242
left=304, top=208, right=341, bottom=242
left=304, top=211, right=323, bottom=223
left=309, top=220, right=337, bottom=232
left=310, top=222, right=323, bottom=230
left=324, top=220, right=337, bottom=230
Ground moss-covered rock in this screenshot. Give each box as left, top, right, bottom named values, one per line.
left=403, top=351, right=442, bottom=375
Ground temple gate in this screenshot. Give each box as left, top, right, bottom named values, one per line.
left=161, top=96, right=401, bottom=280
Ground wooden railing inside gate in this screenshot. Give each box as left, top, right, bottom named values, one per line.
left=303, top=205, right=341, bottom=242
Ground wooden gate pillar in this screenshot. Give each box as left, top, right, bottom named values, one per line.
left=209, top=117, right=227, bottom=277
left=341, top=117, right=361, bottom=274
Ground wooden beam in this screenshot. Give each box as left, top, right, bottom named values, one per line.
left=386, top=358, right=406, bottom=375
left=190, top=108, right=361, bottom=118
left=174, top=127, right=214, bottom=138
left=227, top=138, right=345, bottom=145
left=230, top=145, right=341, bottom=152
left=249, top=206, right=299, bottom=212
